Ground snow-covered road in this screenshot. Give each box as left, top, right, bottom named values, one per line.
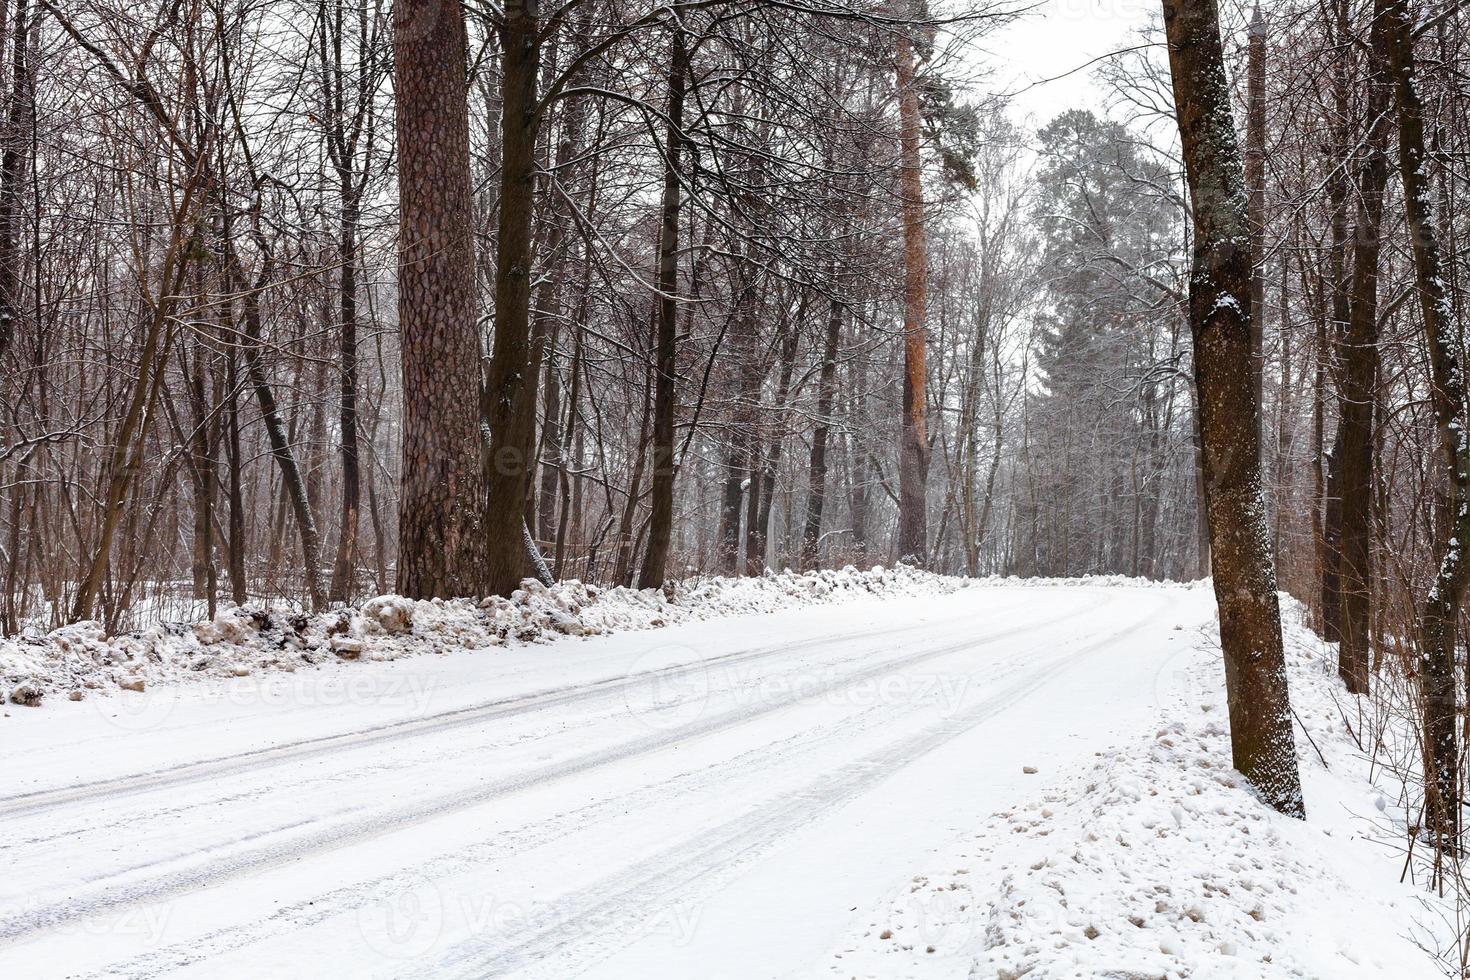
left=0, top=584, right=1215, bottom=979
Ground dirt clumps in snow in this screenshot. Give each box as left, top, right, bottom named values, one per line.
left=0, top=564, right=961, bottom=708
left=9, top=682, right=42, bottom=706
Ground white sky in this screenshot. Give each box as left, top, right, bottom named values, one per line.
left=981, top=0, right=1158, bottom=127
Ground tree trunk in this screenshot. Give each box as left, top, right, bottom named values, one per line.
left=0, top=0, right=29, bottom=365
left=744, top=448, right=763, bottom=576
left=894, top=26, right=929, bottom=566
left=553, top=319, right=585, bottom=580
left=240, top=264, right=326, bottom=611
left=225, top=347, right=246, bottom=605
left=615, top=361, right=655, bottom=587
left=1321, top=431, right=1344, bottom=641
left=393, top=0, right=485, bottom=598
left=718, top=272, right=761, bottom=576
left=478, top=0, right=547, bottom=597
left=802, top=291, right=843, bottom=569
left=186, top=352, right=217, bottom=615
left=1336, top=1, right=1392, bottom=695
left=1319, top=0, right=1352, bottom=641
left=1162, top=0, right=1304, bottom=818
left=535, top=90, right=586, bottom=549
left=1245, top=6, right=1266, bottom=416
left=1385, top=0, right=1462, bottom=853
left=637, top=24, right=687, bottom=590
left=329, top=180, right=362, bottom=602
left=749, top=316, right=798, bottom=574
left=718, top=429, right=748, bottom=574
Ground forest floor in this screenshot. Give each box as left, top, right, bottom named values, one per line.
left=0, top=581, right=1449, bottom=978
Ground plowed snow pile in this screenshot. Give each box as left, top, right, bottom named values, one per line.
left=829, top=598, right=1444, bottom=979
left=0, top=565, right=963, bottom=707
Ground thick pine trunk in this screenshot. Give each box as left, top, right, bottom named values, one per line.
left=894, top=28, right=929, bottom=566
left=1162, top=0, right=1304, bottom=818
left=393, top=0, right=485, bottom=598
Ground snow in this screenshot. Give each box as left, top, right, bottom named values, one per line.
left=827, top=597, right=1445, bottom=979
left=0, top=564, right=962, bottom=708
left=1210, top=292, right=1243, bottom=315
left=0, top=581, right=1446, bottom=978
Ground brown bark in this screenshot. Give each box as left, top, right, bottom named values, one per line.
left=802, top=290, right=843, bottom=570
left=481, top=0, right=546, bottom=597
left=1245, top=6, right=1266, bottom=413
left=1336, top=1, right=1392, bottom=695
left=225, top=347, right=246, bottom=605
left=1162, top=0, right=1304, bottom=817
left=637, top=24, right=687, bottom=590
left=894, top=26, right=929, bottom=566
left=0, top=0, right=29, bottom=365
left=393, top=0, right=485, bottom=598
left=328, top=179, right=362, bottom=602
left=1319, top=0, right=1352, bottom=641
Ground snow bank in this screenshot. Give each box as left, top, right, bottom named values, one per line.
left=0, top=564, right=962, bottom=708
left=970, top=573, right=1207, bottom=589
left=832, top=597, right=1442, bottom=979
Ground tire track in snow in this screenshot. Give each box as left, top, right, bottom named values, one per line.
left=0, top=596, right=1030, bottom=822
left=71, top=654, right=1041, bottom=979
left=0, top=593, right=1111, bottom=948
left=418, top=592, right=1174, bottom=980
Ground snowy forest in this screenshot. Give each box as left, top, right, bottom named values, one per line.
left=4, top=0, right=1211, bottom=625
left=6, top=0, right=1470, bottom=976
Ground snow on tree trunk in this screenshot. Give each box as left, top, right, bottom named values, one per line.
left=1161, top=0, right=1305, bottom=818
left=1384, top=0, right=1463, bottom=854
